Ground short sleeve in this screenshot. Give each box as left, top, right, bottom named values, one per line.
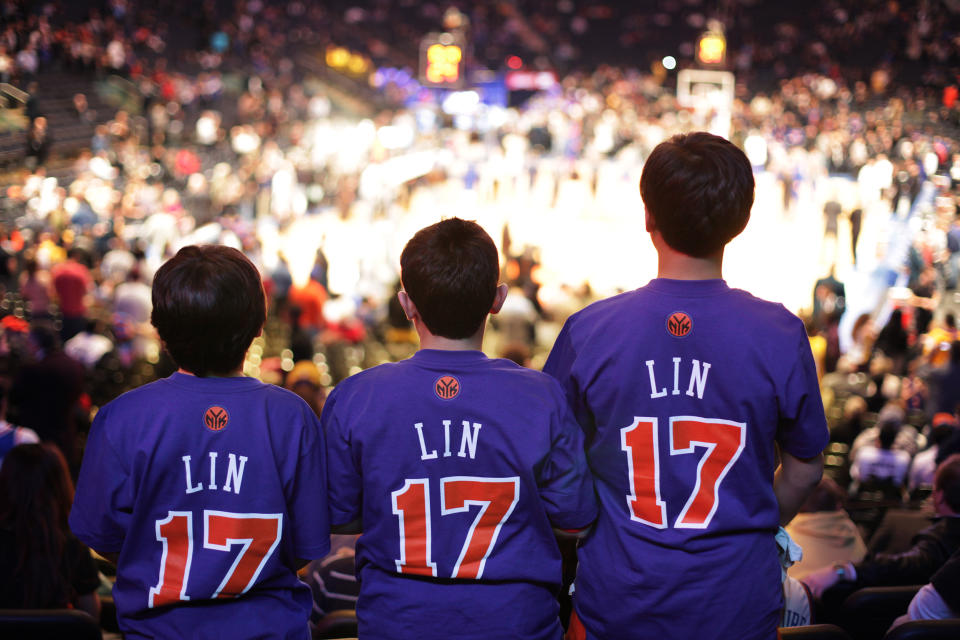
left=543, top=320, right=595, bottom=439
left=776, top=321, right=829, bottom=459
left=536, top=385, right=598, bottom=529
left=69, top=405, right=133, bottom=552
left=906, top=583, right=959, bottom=622
left=321, top=389, right=362, bottom=527
left=286, top=405, right=332, bottom=560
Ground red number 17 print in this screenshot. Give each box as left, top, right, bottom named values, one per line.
left=149, top=511, right=282, bottom=608
left=621, top=416, right=745, bottom=529
left=391, top=476, right=519, bottom=579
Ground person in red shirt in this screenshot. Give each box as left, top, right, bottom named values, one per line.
left=51, top=247, right=93, bottom=342
left=288, top=278, right=328, bottom=335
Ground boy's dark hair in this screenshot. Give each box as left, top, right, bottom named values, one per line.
left=151, top=245, right=265, bottom=377
left=878, top=420, right=899, bottom=449
left=640, top=132, right=754, bottom=257
left=400, top=218, right=499, bottom=340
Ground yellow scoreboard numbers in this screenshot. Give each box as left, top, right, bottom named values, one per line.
left=426, top=43, right=462, bottom=83
left=420, top=33, right=465, bottom=88
left=697, top=31, right=726, bottom=66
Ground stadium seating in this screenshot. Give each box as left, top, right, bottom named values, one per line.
left=312, top=608, right=358, bottom=639
left=780, top=623, right=853, bottom=639
left=842, top=586, right=923, bottom=640
left=0, top=609, right=102, bottom=639
left=882, top=619, right=960, bottom=639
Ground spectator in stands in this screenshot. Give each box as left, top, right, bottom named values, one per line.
left=286, top=360, right=325, bottom=417
left=910, top=414, right=959, bottom=493
left=910, top=267, right=940, bottom=336
left=849, top=417, right=913, bottom=493
left=288, top=276, right=327, bottom=336
left=946, top=216, right=960, bottom=290
left=0, top=383, right=38, bottom=469
left=0, top=443, right=99, bottom=617
left=51, top=247, right=92, bottom=342
left=10, top=323, right=85, bottom=475
left=24, top=115, right=52, bottom=169
left=891, top=548, right=960, bottom=627
left=0, top=46, right=12, bottom=84
left=63, top=319, right=114, bottom=371
left=874, top=309, right=910, bottom=375
left=832, top=395, right=868, bottom=446
left=544, top=133, right=827, bottom=640
left=24, top=81, right=40, bottom=123
left=112, top=267, right=151, bottom=326
left=18, top=253, right=51, bottom=318
left=69, top=245, right=331, bottom=638
left=323, top=218, right=597, bottom=639
left=851, top=404, right=924, bottom=460
left=924, top=314, right=958, bottom=368
left=927, top=342, right=960, bottom=416
left=785, top=478, right=867, bottom=580
left=804, top=454, right=960, bottom=600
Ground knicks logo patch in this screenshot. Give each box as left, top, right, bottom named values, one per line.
left=666, top=311, right=692, bottom=338
left=204, top=406, right=229, bottom=431
left=435, top=375, right=460, bottom=400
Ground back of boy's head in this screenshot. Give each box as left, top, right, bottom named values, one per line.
left=151, top=245, right=265, bottom=377
left=640, top=131, right=754, bottom=257
left=400, top=218, right=499, bottom=340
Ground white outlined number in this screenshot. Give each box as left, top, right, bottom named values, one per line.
left=621, top=416, right=745, bottom=529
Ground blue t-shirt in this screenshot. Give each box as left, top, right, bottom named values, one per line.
left=544, top=279, right=829, bottom=640
left=70, top=373, right=330, bottom=639
left=323, top=349, right=597, bottom=640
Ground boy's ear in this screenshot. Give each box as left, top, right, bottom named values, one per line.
left=489, top=283, right=509, bottom=315
left=645, top=209, right=655, bottom=233
left=397, top=290, right=418, bottom=321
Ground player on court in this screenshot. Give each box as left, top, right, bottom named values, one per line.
left=70, top=245, right=330, bottom=639
left=322, top=218, right=597, bottom=640
left=544, top=132, right=828, bottom=639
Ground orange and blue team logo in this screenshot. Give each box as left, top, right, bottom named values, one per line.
left=435, top=375, right=460, bottom=400
left=204, top=406, right=229, bottom=431
left=667, top=311, right=692, bottom=338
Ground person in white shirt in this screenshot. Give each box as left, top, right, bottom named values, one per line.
left=850, top=419, right=912, bottom=491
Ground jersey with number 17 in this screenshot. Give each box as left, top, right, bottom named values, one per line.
left=323, top=349, right=597, bottom=640
left=70, top=373, right=331, bottom=639
left=544, top=278, right=829, bottom=640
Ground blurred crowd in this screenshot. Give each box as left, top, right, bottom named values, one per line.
left=3, top=0, right=960, bottom=632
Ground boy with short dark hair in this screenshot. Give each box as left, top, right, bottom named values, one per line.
left=323, top=217, right=596, bottom=640
left=70, top=245, right=330, bottom=639
left=544, top=132, right=828, bottom=639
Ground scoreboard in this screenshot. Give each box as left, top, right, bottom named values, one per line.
left=419, top=33, right=465, bottom=89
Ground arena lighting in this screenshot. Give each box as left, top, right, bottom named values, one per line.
left=662, top=55, right=677, bottom=70
left=325, top=46, right=371, bottom=76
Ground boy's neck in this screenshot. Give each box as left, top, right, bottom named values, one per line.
left=416, top=326, right=485, bottom=352
left=177, top=367, right=245, bottom=378
left=655, top=238, right=725, bottom=281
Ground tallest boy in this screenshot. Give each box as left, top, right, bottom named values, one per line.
left=545, top=132, right=828, bottom=639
